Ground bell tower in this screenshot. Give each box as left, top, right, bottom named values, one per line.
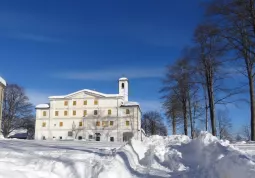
left=119, top=77, right=128, bottom=101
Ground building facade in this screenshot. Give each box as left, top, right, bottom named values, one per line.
left=0, top=77, right=6, bottom=135
left=35, top=77, right=142, bottom=142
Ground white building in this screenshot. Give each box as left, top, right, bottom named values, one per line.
left=35, top=77, right=143, bottom=142
left=0, top=77, right=6, bottom=136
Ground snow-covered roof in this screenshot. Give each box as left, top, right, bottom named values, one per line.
left=121, top=101, right=140, bottom=106
left=49, top=89, right=122, bottom=99
left=0, top=76, right=6, bottom=86
left=35, top=104, right=50, bottom=109
left=8, top=129, right=28, bottom=139
left=121, top=101, right=141, bottom=112
left=119, top=77, right=128, bottom=81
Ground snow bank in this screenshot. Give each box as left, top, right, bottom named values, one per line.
left=117, top=131, right=255, bottom=178
left=0, top=132, right=255, bottom=178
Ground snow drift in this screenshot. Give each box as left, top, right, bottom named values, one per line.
left=0, top=132, right=255, bottom=178
left=111, top=131, right=255, bottom=178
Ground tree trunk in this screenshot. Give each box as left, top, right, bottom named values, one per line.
left=247, top=0, right=255, bottom=141
left=183, top=100, right=188, bottom=135
left=205, top=105, right=208, bottom=131
left=248, top=72, right=255, bottom=140
left=203, top=85, right=208, bottom=131
left=248, top=0, right=255, bottom=35
left=206, top=66, right=216, bottom=136
left=188, top=92, right=194, bottom=138
left=208, top=84, right=216, bottom=136
left=172, top=112, right=176, bottom=135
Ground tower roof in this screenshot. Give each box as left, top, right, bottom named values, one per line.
left=0, top=77, right=6, bottom=86
left=119, top=77, right=128, bottom=81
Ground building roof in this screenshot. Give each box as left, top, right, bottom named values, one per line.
left=0, top=76, right=6, bottom=86
left=35, top=104, right=50, bottom=109
left=121, top=101, right=140, bottom=106
left=48, top=89, right=122, bottom=99
left=119, top=77, right=128, bottom=81
left=120, top=101, right=142, bottom=113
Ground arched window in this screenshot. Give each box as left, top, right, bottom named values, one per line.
left=121, top=83, right=124, bottom=89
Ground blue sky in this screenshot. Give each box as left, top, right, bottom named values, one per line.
left=0, top=0, right=249, bottom=133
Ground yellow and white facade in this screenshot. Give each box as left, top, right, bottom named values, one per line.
left=35, top=78, right=142, bottom=142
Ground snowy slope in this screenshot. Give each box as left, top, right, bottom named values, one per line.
left=0, top=139, right=123, bottom=178
left=0, top=132, right=255, bottom=178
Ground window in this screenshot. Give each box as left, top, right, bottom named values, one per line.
left=64, top=101, right=68, bottom=106
left=83, top=110, right=87, bottom=116
left=42, top=136, right=46, bottom=140
left=59, top=136, right=62, bottom=140
left=94, top=110, right=98, bottom=115
left=108, top=109, right=112, bottom=115
left=42, top=122, right=46, bottom=127
left=59, top=122, right=63, bottom=127
left=89, top=135, right=93, bottom=139
left=43, top=111, right=46, bottom=116
left=110, top=137, right=114, bottom=142
left=79, top=121, right=83, bottom=127
left=64, top=111, right=68, bottom=116
left=84, top=100, right=87, bottom=105
left=55, top=111, right=59, bottom=116
left=68, top=131, right=73, bottom=137
left=78, top=136, right=82, bottom=140
left=121, top=83, right=124, bottom=89
left=73, top=101, right=76, bottom=106
left=102, top=121, right=108, bottom=127
left=96, top=121, right=100, bottom=126
left=126, top=121, right=130, bottom=126
left=73, top=110, right=76, bottom=116
left=126, top=109, right=130, bottom=115
left=94, top=100, right=98, bottom=105
left=110, top=121, right=114, bottom=126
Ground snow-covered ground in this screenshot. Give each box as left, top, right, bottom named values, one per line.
left=232, top=142, right=255, bottom=160
left=0, top=139, right=123, bottom=178
left=0, top=132, right=255, bottom=178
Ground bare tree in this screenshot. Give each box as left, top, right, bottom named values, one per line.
left=141, top=111, right=167, bottom=136
left=163, top=93, right=182, bottom=134
left=242, top=124, right=251, bottom=141
left=187, top=82, right=200, bottom=138
left=161, top=58, right=193, bottom=135
left=193, top=24, right=224, bottom=136
left=21, top=118, right=35, bottom=139
left=235, top=134, right=244, bottom=142
left=2, top=84, right=34, bottom=138
left=207, top=0, right=255, bottom=140
left=72, top=121, right=83, bottom=139
left=216, top=109, right=232, bottom=140
left=158, top=121, right=168, bottom=136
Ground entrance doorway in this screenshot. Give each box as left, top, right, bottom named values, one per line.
left=95, top=133, right=101, bottom=141
left=123, top=132, right=133, bottom=142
